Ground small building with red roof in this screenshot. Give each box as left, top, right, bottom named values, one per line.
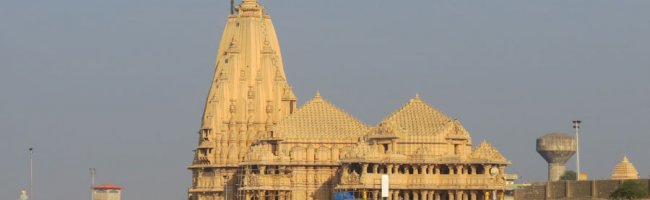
left=93, top=184, right=122, bottom=200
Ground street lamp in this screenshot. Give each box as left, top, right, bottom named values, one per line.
left=572, top=120, right=582, bottom=181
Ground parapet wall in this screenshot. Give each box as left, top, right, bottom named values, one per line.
left=514, top=179, right=649, bottom=200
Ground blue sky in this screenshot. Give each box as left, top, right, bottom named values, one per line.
left=1, top=0, right=649, bottom=199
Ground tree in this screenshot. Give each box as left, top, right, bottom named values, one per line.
left=560, top=170, right=577, bottom=181
left=609, top=181, right=648, bottom=200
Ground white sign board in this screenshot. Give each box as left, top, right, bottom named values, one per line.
left=381, top=175, right=389, bottom=198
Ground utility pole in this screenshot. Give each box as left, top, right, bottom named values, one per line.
left=29, top=147, right=33, bottom=200
left=572, top=120, right=581, bottom=181
left=90, top=168, right=96, bottom=200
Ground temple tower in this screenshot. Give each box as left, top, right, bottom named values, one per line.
left=536, top=133, right=576, bottom=181
left=188, top=0, right=296, bottom=199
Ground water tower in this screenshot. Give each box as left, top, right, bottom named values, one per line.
left=537, top=133, right=576, bottom=181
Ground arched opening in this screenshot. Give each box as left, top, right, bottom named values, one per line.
left=476, top=165, right=485, bottom=174
left=398, top=165, right=407, bottom=174
left=440, top=165, right=450, bottom=174
left=349, top=163, right=362, bottom=174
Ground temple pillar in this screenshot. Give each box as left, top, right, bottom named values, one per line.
left=434, top=191, right=440, bottom=200
left=404, top=191, right=410, bottom=200
left=470, top=191, right=477, bottom=200
left=388, top=164, right=394, bottom=174
left=421, top=191, right=428, bottom=200
left=244, top=191, right=251, bottom=200
left=448, top=191, right=455, bottom=200
left=389, top=191, right=395, bottom=200
left=260, top=166, right=267, bottom=175
left=256, top=191, right=263, bottom=200
left=373, top=164, right=379, bottom=173
left=393, top=190, right=399, bottom=200
left=499, top=191, right=504, bottom=200
left=372, top=190, right=379, bottom=200
left=483, top=191, right=490, bottom=200
left=434, top=165, right=440, bottom=174
left=362, top=164, right=369, bottom=175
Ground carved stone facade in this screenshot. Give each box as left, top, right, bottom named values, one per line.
left=188, top=1, right=511, bottom=200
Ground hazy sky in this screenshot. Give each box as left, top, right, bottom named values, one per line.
left=1, top=0, right=649, bottom=199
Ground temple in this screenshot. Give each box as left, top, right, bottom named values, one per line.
left=610, top=156, right=640, bottom=180
left=188, top=1, right=511, bottom=200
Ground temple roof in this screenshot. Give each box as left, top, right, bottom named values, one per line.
left=379, top=95, right=454, bottom=136
left=471, top=141, right=508, bottom=163
left=271, top=92, right=370, bottom=140
left=611, top=156, right=640, bottom=180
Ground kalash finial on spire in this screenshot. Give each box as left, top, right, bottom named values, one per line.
left=315, top=90, right=322, bottom=99
left=233, top=0, right=265, bottom=16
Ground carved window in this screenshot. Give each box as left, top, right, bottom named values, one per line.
left=201, top=129, right=211, bottom=141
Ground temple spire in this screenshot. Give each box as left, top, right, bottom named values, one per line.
left=190, top=1, right=296, bottom=199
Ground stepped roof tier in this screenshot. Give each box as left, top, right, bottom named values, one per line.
left=270, top=92, right=370, bottom=141
left=611, top=156, right=640, bottom=180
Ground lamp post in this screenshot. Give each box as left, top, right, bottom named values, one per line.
left=572, top=120, right=581, bottom=181
left=29, top=147, right=33, bottom=200
left=90, top=168, right=96, bottom=200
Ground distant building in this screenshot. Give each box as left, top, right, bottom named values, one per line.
left=93, top=184, right=122, bottom=200
left=611, top=156, right=640, bottom=180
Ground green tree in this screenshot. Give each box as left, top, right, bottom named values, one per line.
left=609, top=181, right=648, bottom=200
left=560, top=170, right=577, bottom=180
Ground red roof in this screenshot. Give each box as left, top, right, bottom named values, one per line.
left=93, top=184, right=123, bottom=190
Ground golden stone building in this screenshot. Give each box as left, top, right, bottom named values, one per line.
left=188, top=1, right=511, bottom=200
left=610, top=156, right=640, bottom=180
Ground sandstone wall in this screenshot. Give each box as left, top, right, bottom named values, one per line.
left=514, top=179, right=649, bottom=200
